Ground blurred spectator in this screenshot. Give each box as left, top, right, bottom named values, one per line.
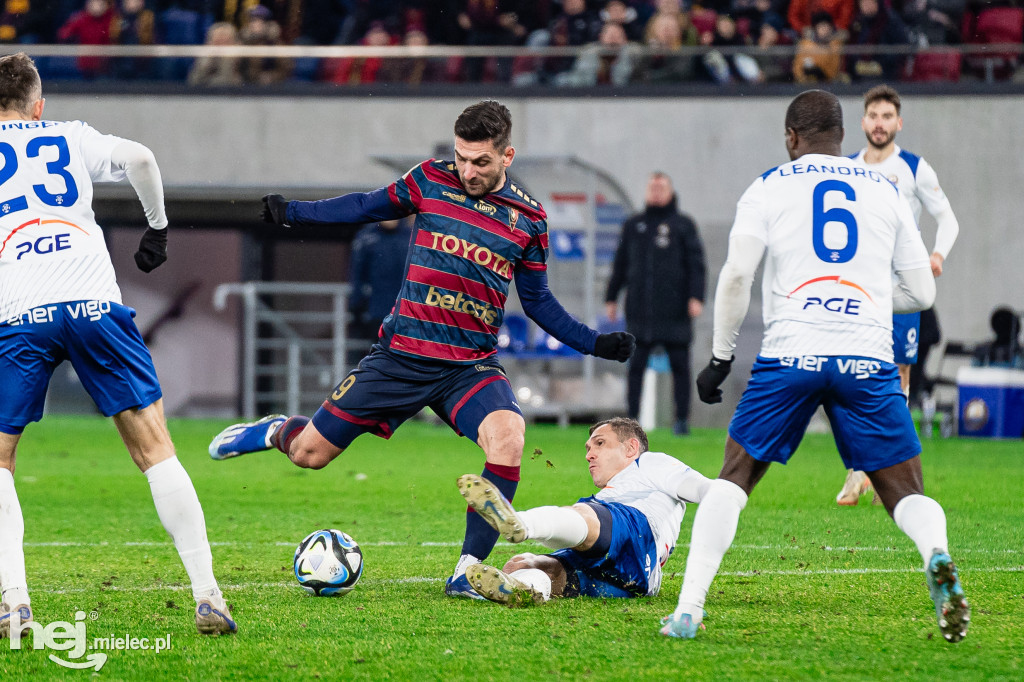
left=188, top=20, right=243, bottom=86
left=752, top=19, right=793, bottom=81
left=702, top=13, right=763, bottom=83
left=638, top=11, right=698, bottom=82
left=297, top=0, right=349, bottom=45
left=793, top=10, right=848, bottom=81
left=322, top=20, right=397, bottom=84
left=644, top=0, right=700, bottom=43
left=788, top=0, right=856, bottom=33
left=239, top=4, right=292, bottom=84
left=0, top=0, right=60, bottom=43
left=337, top=0, right=404, bottom=44
left=555, top=20, right=642, bottom=86
left=113, top=0, right=155, bottom=79
left=378, top=26, right=446, bottom=85
left=848, top=0, right=910, bottom=80
left=973, top=307, right=1023, bottom=369
left=600, top=0, right=644, bottom=41
left=57, top=0, right=119, bottom=79
left=731, top=0, right=789, bottom=38
left=516, top=0, right=602, bottom=85
left=900, top=0, right=964, bottom=45
left=458, top=0, right=536, bottom=82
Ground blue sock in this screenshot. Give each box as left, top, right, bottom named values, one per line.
left=460, top=463, right=520, bottom=561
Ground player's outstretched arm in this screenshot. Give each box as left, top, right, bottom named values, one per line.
left=261, top=188, right=408, bottom=228
left=111, top=140, right=168, bottom=273
left=515, top=269, right=634, bottom=362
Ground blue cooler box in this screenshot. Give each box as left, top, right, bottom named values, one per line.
left=956, top=367, right=1024, bottom=438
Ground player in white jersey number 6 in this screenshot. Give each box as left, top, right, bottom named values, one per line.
left=456, top=417, right=710, bottom=606
left=0, top=53, right=235, bottom=638
left=660, top=90, right=969, bottom=644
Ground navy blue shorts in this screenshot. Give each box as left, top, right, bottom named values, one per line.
left=729, top=355, right=920, bottom=471
left=892, top=312, right=920, bottom=364
left=551, top=500, right=657, bottom=598
left=310, top=345, right=521, bottom=449
left=0, top=300, right=162, bottom=434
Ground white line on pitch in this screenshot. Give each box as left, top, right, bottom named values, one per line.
left=32, top=565, right=1024, bottom=596
left=24, top=541, right=1023, bottom=555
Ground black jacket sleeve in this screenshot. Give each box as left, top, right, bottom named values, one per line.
left=605, top=219, right=631, bottom=303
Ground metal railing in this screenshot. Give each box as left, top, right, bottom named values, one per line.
left=213, top=281, right=350, bottom=418
left=8, top=42, right=1023, bottom=85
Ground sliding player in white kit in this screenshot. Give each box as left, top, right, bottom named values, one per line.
left=0, top=53, right=235, bottom=637
left=836, top=84, right=961, bottom=505
left=455, top=418, right=710, bottom=605
left=660, top=90, right=969, bottom=643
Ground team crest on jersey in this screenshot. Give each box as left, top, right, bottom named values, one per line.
left=443, top=190, right=467, bottom=203
left=474, top=200, right=497, bottom=216
left=508, top=207, right=519, bottom=233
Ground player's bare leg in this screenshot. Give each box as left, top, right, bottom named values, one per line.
left=279, top=420, right=343, bottom=470
left=0, top=431, right=33, bottom=639
left=448, top=410, right=525, bottom=599
left=663, top=437, right=766, bottom=639
left=115, top=401, right=235, bottom=634
left=867, top=456, right=969, bottom=642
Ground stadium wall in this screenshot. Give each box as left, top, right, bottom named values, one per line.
left=48, top=94, right=1022, bottom=425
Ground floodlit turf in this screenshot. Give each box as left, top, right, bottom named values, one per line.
left=2, top=416, right=1022, bottom=680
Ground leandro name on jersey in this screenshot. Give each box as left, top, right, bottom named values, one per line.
left=734, top=153, right=929, bottom=363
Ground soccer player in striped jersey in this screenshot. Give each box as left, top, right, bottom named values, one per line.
left=209, top=100, right=636, bottom=598
left=0, top=53, right=235, bottom=637
left=660, top=91, right=969, bottom=643
left=456, top=418, right=710, bottom=606
left=836, top=84, right=961, bottom=506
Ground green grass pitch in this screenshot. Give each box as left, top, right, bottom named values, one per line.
left=2, top=416, right=1022, bottom=680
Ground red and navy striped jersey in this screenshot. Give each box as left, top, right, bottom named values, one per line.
left=381, top=159, right=548, bottom=364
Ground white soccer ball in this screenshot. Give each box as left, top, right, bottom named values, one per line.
left=293, top=529, right=363, bottom=596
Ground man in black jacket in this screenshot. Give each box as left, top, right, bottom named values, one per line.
left=605, top=172, right=707, bottom=435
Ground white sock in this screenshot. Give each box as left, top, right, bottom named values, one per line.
left=518, top=506, right=588, bottom=550
left=674, top=479, right=748, bottom=620
left=0, top=468, right=29, bottom=606
left=453, top=553, right=481, bottom=579
left=893, top=494, right=948, bottom=567
left=145, top=458, right=221, bottom=603
left=510, top=568, right=552, bottom=601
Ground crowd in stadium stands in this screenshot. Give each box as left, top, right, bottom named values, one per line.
left=3, top=0, right=1022, bottom=84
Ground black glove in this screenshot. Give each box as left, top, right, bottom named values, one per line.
left=134, top=227, right=167, bottom=273
left=696, top=356, right=733, bottom=404
left=593, top=331, right=636, bottom=363
left=261, top=194, right=291, bottom=226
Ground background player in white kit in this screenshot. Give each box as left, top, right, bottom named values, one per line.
left=836, top=84, right=961, bottom=506
left=455, top=418, right=710, bottom=605
left=660, top=90, right=969, bottom=643
left=0, top=53, right=235, bottom=637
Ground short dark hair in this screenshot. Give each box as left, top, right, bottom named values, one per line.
left=589, top=417, right=649, bottom=454
left=785, top=89, right=843, bottom=145
left=454, top=100, right=512, bottom=151
left=863, top=84, right=901, bottom=115
left=0, top=52, right=41, bottom=116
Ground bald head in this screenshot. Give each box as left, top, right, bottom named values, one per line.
left=784, top=90, right=844, bottom=159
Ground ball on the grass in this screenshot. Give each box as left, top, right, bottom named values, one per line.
left=293, top=529, right=363, bottom=596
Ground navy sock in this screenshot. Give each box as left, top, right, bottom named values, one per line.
left=272, top=416, right=309, bottom=454
left=460, top=463, right=520, bottom=561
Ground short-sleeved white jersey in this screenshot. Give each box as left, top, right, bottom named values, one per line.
left=850, top=145, right=950, bottom=226
left=730, top=153, right=931, bottom=362
left=593, top=451, right=703, bottom=595
left=0, top=119, right=127, bottom=321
